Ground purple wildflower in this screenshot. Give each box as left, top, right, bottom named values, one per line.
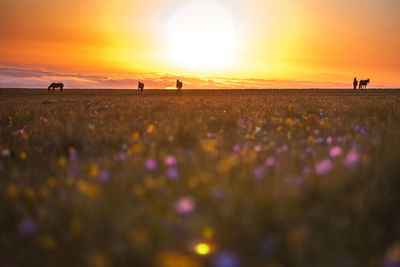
left=211, top=187, right=225, bottom=200
left=265, top=156, right=276, bottom=167
left=329, top=146, right=343, bottom=158
left=145, top=158, right=158, bottom=171
left=166, top=168, right=180, bottom=180
left=253, top=166, right=265, bottom=180
left=164, top=155, right=177, bottom=167
left=99, top=170, right=110, bottom=182
left=212, top=252, right=240, bottom=267
left=232, top=144, right=241, bottom=153
left=254, top=145, right=262, bottom=152
left=174, top=197, right=195, bottom=214
left=117, top=152, right=127, bottom=161
left=69, top=163, right=80, bottom=177
left=344, top=150, right=360, bottom=166
left=326, top=136, right=333, bottom=144
left=18, top=217, right=37, bottom=235
left=315, top=159, right=333, bottom=175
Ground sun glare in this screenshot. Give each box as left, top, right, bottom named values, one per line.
left=167, top=0, right=236, bottom=69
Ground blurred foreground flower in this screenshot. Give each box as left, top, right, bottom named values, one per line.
left=329, top=146, right=342, bottom=158
left=18, top=217, right=37, bottom=235
left=315, top=159, right=333, bottom=175
left=253, top=166, right=265, bottom=180
left=99, top=170, right=110, bottom=182
left=211, top=187, right=225, bottom=200
left=156, top=251, right=202, bottom=267
left=384, top=242, right=400, bottom=267
left=174, top=196, right=195, bottom=214
left=195, top=243, right=211, bottom=255
left=265, top=156, right=276, bottom=167
left=212, top=251, right=240, bottom=267
left=344, top=150, right=360, bottom=167
left=165, top=155, right=177, bottom=167
left=232, top=144, right=241, bottom=153
left=166, top=168, right=179, bottom=180
left=145, top=158, right=158, bottom=171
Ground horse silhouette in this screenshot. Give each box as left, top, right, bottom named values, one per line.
left=359, top=79, right=370, bottom=90
left=48, top=83, right=63, bottom=92
left=138, top=81, right=144, bottom=94
left=176, top=80, right=183, bottom=90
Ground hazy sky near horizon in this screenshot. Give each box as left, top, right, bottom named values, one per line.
left=0, top=0, right=399, bottom=88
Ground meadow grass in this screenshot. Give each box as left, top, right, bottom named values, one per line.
left=1, top=89, right=400, bottom=267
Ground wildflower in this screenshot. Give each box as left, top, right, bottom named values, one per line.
left=253, top=166, right=265, bottom=180
left=344, top=150, right=360, bottom=166
left=20, top=152, right=27, bottom=160
left=7, top=184, right=19, bottom=198
left=384, top=242, right=400, bottom=267
left=277, top=145, right=288, bottom=154
left=265, top=156, right=276, bottom=167
left=117, top=152, right=127, bottom=161
left=232, top=144, right=241, bottom=153
left=58, top=156, right=67, bottom=166
left=254, top=145, right=262, bottom=152
left=18, top=217, right=38, bottom=235
left=40, top=116, right=48, bottom=123
left=69, top=163, right=80, bottom=177
left=166, top=168, right=179, bottom=180
left=203, top=227, right=214, bottom=239
left=195, top=243, right=211, bottom=255
left=77, top=181, right=98, bottom=198
left=1, top=148, right=10, bottom=157
left=165, top=155, right=177, bottom=167
left=146, top=124, right=155, bottom=133
left=315, top=159, right=333, bottom=175
left=326, top=136, right=333, bottom=144
left=212, top=252, right=240, bottom=267
left=145, top=158, right=158, bottom=171
left=156, top=252, right=201, bottom=267
left=90, top=164, right=100, bottom=177
left=69, top=147, right=77, bottom=161
left=329, top=146, right=342, bottom=158
left=174, top=196, right=195, bottom=214
left=99, top=170, right=110, bottom=182
left=211, top=187, right=225, bottom=200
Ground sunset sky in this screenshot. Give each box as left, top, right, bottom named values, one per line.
left=0, top=0, right=399, bottom=88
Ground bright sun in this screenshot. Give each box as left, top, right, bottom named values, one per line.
left=167, top=0, right=236, bottom=69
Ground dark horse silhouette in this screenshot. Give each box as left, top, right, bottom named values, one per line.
left=138, top=81, right=144, bottom=94
left=176, top=80, right=183, bottom=90
left=48, top=83, right=63, bottom=92
left=359, top=79, right=370, bottom=90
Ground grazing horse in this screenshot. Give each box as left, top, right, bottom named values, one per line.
left=359, top=79, right=370, bottom=90
left=48, top=83, right=63, bottom=92
left=176, top=80, right=183, bottom=90
left=138, top=81, right=144, bottom=94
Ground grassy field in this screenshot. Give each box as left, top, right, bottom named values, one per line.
left=1, top=88, right=400, bottom=267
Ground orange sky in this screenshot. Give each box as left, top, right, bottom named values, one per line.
left=0, top=0, right=399, bottom=88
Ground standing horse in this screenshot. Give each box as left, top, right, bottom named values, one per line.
left=359, top=79, right=370, bottom=90
left=48, top=83, right=63, bottom=92
left=138, top=81, right=144, bottom=94
left=176, top=80, right=182, bottom=90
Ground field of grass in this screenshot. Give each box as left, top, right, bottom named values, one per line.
left=1, top=88, right=400, bottom=267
